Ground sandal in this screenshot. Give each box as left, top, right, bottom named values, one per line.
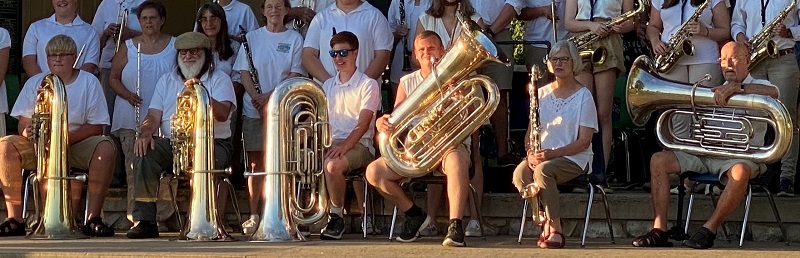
left=541, top=231, right=566, bottom=249
left=536, top=232, right=548, bottom=248
left=632, top=228, right=674, bottom=247
left=242, top=216, right=259, bottom=235
left=0, top=218, right=27, bottom=237
left=82, top=217, right=115, bottom=237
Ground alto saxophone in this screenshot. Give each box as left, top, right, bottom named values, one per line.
left=747, top=0, right=796, bottom=70
left=652, top=0, right=710, bottom=73
left=568, top=0, right=645, bottom=65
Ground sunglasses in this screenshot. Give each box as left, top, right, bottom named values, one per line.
left=329, top=49, right=355, bottom=58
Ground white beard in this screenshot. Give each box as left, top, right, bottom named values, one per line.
left=178, top=58, right=204, bottom=79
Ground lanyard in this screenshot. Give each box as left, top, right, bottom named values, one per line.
left=680, top=0, right=690, bottom=23
left=590, top=0, right=597, bottom=19
left=761, top=0, right=771, bottom=26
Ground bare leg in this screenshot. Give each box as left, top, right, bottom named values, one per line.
left=650, top=151, right=682, bottom=230
left=703, top=164, right=751, bottom=231
left=441, top=150, right=470, bottom=220
left=324, top=156, right=350, bottom=209
left=593, top=69, right=619, bottom=168
left=365, top=158, right=412, bottom=211
left=490, top=91, right=510, bottom=157
left=86, top=141, right=116, bottom=219
left=426, top=184, right=443, bottom=220
left=246, top=152, right=264, bottom=216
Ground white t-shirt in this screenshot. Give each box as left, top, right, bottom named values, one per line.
left=0, top=28, right=9, bottom=114
left=418, top=13, right=482, bottom=48
left=193, top=0, right=260, bottom=50
left=91, top=0, right=146, bottom=69
left=149, top=69, right=237, bottom=139
left=234, top=27, right=305, bottom=118
left=653, top=0, right=723, bottom=65
left=731, top=0, right=800, bottom=51
left=12, top=71, right=110, bottom=131
left=523, top=0, right=569, bottom=45
left=470, top=0, right=523, bottom=26
left=323, top=70, right=381, bottom=154
left=111, top=37, right=176, bottom=132
left=538, top=84, right=598, bottom=172
left=23, top=15, right=101, bottom=75
left=388, top=0, right=431, bottom=83
left=214, top=44, right=241, bottom=84
left=575, top=0, right=623, bottom=20
left=303, top=1, right=393, bottom=80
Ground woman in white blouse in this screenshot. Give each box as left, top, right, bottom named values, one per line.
left=512, top=41, right=598, bottom=249
left=415, top=0, right=485, bottom=50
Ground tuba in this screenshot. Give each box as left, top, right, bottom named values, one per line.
left=747, top=0, right=795, bottom=70
left=171, top=80, right=234, bottom=241
left=626, top=55, right=792, bottom=163
left=244, top=77, right=330, bottom=242
left=377, top=15, right=503, bottom=178
left=651, top=0, right=710, bottom=73
left=568, top=0, right=645, bottom=66
left=29, top=74, right=88, bottom=239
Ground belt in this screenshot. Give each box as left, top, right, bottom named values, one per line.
left=779, top=48, right=795, bottom=57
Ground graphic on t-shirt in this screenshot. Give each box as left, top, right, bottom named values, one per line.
left=277, top=43, right=291, bottom=53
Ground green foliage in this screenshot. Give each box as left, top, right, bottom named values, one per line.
left=510, top=19, right=525, bottom=64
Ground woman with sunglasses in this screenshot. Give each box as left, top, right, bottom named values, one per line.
left=233, top=0, right=304, bottom=235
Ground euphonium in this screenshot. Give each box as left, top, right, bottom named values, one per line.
left=378, top=15, right=503, bottom=178
left=171, top=80, right=234, bottom=241
left=29, top=74, right=88, bottom=239
left=568, top=0, right=645, bottom=66
left=244, top=77, right=330, bottom=242
left=652, top=0, right=710, bottom=73
left=626, top=55, right=792, bottom=163
left=747, top=0, right=795, bottom=70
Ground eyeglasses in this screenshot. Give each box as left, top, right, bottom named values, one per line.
left=329, top=49, right=356, bottom=58
left=198, top=16, right=220, bottom=24
left=47, top=53, right=75, bottom=60
left=263, top=4, right=286, bottom=10
left=548, top=56, right=572, bottom=63
left=179, top=48, right=202, bottom=56
left=719, top=55, right=747, bottom=63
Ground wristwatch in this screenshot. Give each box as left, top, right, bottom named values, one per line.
left=739, top=83, right=745, bottom=92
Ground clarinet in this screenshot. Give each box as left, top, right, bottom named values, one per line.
left=239, top=25, right=262, bottom=94
left=399, top=0, right=412, bottom=71
left=522, top=65, right=545, bottom=225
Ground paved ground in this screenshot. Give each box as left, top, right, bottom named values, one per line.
left=1, top=234, right=798, bottom=258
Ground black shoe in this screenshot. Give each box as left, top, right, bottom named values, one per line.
left=82, top=217, right=115, bottom=237
left=126, top=220, right=159, bottom=239
left=320, top=214, right=345, bottom=240
left=396, top=212, right=430, bottom=243
left=632, top=228, right=674, bottom=247
left=442, top=220, right=465, bottom=247
left=683, top=227, right=716, bottom=249
left=778, top=178, right=795, bottom=197
left=0, top=218, right=26, bottom=237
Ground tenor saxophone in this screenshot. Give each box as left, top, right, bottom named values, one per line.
left=747, top=0, right=796, bottom=70
left=652, top=0, right=710, bottom=73
left=568, top=0, right=645, bottom=65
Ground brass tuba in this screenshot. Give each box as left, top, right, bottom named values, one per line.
left=747, top=0, right=795, bottom=70
left=171, top=80, right=234, bottom=241
left=377, top=16, right=503, bottom=178
left=626, top=55, right=793, bottom=163
left=568, top=0, right=645, bottom=66
left=28, top=74, right=88, bottom=239
left=651, top=0, right=710, bottom=73
left=244, top=77, right=330, bottom=242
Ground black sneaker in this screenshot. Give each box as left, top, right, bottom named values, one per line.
left=396, top=213, right=431, bottom=243
left=683, top=227, right=716, bottom=249
left=126, top=220, right=159, bottom=239
left=320, top=214, right=345, bottom=240
left=442, top=220, right=466, bottom=247
left=82, top=217, right=115, bottom=237
left=778, top=178, right=795, bottom=197
left=0, top=218, right=26, bottom=237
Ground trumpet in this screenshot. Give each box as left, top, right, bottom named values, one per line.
left=114, top=5, right=128, bottom=54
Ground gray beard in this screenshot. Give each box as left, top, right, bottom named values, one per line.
left=178, top=59, right=204, bottom=79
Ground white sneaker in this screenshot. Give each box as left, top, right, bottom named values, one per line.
left=242, top=216, right=259, bottom=235
left=363, top=217, right=375, bottom=234
left=464, top=219, right=481, bottom=237
left=419, top=219, right=438, bottom=236
left=705, top=185, right=722, bottom=195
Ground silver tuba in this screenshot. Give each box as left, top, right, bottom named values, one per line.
left=626, top=55, right=793, bottom=163
left=244, top=77, right=330, bottom=242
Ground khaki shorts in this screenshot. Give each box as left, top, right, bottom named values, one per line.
left=674, top=151, right=766, bottom=185
left=2, top=135, right=114, bottom=171
left=428, top=143, right=471, bottom=177
left=331, top=139, right=374, bottom=173
left=577, top=29, right=626, bottom=74
left=242, top=117, right=265, bottom=152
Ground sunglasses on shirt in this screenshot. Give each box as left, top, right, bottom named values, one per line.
left=329, top=49, right=356, bottom=58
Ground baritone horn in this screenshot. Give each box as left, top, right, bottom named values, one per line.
left=243, top=77, right=330, bottom=242
left=626, top=55, right=792, bottom=163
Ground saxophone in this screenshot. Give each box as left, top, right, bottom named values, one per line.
left=568, top=0, right=646, bottom=65
left=652, top=0, right=710, bottom=73
left=747, top=0, right=796, bottom=70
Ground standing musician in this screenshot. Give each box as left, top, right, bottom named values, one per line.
left=388, top=0, right=431, bottom=94
left=126, top=32, right=237, bottom=239
left=232, top=0, right=305, bottom=235
left=632, top=42, right=780, bottom=249
left=366, top=31, right=476, bottom=247
left=23, top=0, right=101, bottom=76
left=109, top=0, right=175, bottom=226
left=519, top=0, right=569, bottom=82
left=511, top=41, right=598, bottom=249
left=565, top=0, right=635, bottom=169
left=0, top=35, right=117, bottom=237
left=0, top=27, right=9, bottom=137
left=731, top=0, right=800, bottom=197
left=301, top=0, right=393, bottom=81
left=194, top=0, right=260, bottom=44
left=287, top=0, right=335, bottom=35
left=318, top=31, right=381, bottom=240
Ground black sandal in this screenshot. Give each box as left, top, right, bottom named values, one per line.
left=82, top=217, right=115, bottom=237
left=632, top=228, right=674, bottom=247
left=0, top=218, right=27, bottom=237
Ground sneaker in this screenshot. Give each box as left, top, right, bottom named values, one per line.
left=464, top=219, right=481, bottom=237
left=442, top=220, right=466, bottom=247
left=778, top=178, right=795, bottom=197
left=363, top=217, right=379, bottom=234
left=683, top=227, right=716, bottom=249
left=320, top=214, right=345, bottom=240
left=126, top=220, right=159, bottom=239
left=82, top=217, right=115, bottom=237
left=419, top=219, right=438, bottom=236
left=242, top=216, right=259, bottom=235
left=704, top=185, right=722, bottom=196
left=0, top=218, right=27, bottom=237
left=396, top=213, right=431, bottom=243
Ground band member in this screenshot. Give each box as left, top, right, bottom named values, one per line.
left=367, top=31, right=476, bottom=247
left=232, top=0, right=305, bottom=235
left=109, top=0, right=175, bottom=225
left=126, top=32, right=237, bottom=239
left=318, top=31, right=380, bottom=240
left=0, top=35, right=116, bottom=237
left=388, top=0, right=431, bottom=93
left=731, top=0, right=800, bottom=197
left=287, top=0, right=335, bottom=35
left=302, top=0, right=393, bottom=81
left=416, top=0, right=484, bottom=49
left=519, top=0, right=568, bottom=82
left=0, top=27, right=9, bottom=137
left=194, top=0, right=260, bottom=44
left=512, top=41, right=597, bottom=249
left=92, top=0, right=145, bottom=116
left=23, top=0, right=101, bottom=75
left=565, top=0, right=634, bottom=169
left=632, top=42, right=779, bottom=249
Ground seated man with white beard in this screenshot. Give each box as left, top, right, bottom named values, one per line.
left=126, top=32, right=237, bottom=239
